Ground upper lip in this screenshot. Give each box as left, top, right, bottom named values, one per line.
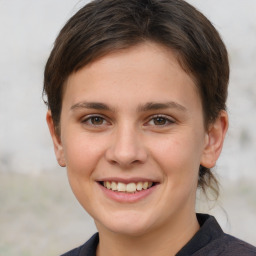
left=97, top=177, right=159, bottom=184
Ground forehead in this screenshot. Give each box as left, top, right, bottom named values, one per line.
left=62, top=42, right=201, bottom=113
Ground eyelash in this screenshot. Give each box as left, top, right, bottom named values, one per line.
left=81, top=114, right=175, bottom=128
left=146, top=115, right=175, bottom=127
left=81, top=115, right=109, bottom=127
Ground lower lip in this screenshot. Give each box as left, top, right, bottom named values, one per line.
left=97, top=183, right=158, bottom=203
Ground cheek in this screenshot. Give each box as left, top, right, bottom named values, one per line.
left=62, top=133, right=106, bottom=176
left=149, top=134, right=203, bottom=183
left=63, top=134, right=107, bottom=213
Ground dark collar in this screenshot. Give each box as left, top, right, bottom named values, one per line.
left=176, top=213, right=224, bottom=256
left=78, top=214, right=223, bottom=256
left=79, top=233, right=99, bottom=256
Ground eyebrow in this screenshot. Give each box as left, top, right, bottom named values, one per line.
left=137, top=101, right=187, bottom=112
left=70, top=102, right=113, bottom=111
left=70, top=101, right=187, bottom=112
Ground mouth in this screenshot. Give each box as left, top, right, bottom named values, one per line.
left=99, top=181, right=157, bottom=193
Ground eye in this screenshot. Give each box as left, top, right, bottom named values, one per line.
left=82, top=115, right=108, bottom=126
left=146, top=115, right=175, bottom=126
left=152, top=116, right=168, bottom=125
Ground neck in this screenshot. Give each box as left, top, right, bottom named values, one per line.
left=96, top=212, right=199, bottom=256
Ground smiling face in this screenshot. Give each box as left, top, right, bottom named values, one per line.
left=47, top=42, right=224, bottom=237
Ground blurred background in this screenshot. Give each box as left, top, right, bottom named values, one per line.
left=0, top=0, right=255, bottom=255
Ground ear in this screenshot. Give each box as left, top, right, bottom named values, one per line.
left=200, top=110, right=229, bottom=168
left=46, top=111, right=66, bottom=167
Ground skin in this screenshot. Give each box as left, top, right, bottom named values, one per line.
left=47, top=42, right=228, bottom=256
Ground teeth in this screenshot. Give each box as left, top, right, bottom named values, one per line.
left=142, top=181, right=148, bottom=190
left=117, top=182, right=126, bottom=192
left=126, top=183, right=136, bottom=193
left=103, top=181, right=154, bottom=193
left=106, top=181, right=111, bottom=189
left=136, top=182, right=143, bottom=191
left=111, top=181, right=117, bottom=191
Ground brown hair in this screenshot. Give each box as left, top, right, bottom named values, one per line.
left=43, top=0, right=229, bottom=197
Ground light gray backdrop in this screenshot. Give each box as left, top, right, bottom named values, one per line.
left=0, top=1, right=255, bottom=255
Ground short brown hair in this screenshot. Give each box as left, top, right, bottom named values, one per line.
left=43, top=0, right=229, bottom=197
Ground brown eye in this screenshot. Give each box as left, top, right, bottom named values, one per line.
left=153, top=117, right=167, bottom=125
left=90, top=116, right=104, bottom=125
left=82, top=115, right=108, bottom=126
left=146, top=115, right=175, bottom=127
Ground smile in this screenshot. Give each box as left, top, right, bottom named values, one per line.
left=102, top=181, right=154, bottom=193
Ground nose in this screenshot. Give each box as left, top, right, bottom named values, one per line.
left=105, top=124, right=147, bottom=168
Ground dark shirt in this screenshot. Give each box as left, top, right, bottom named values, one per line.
left=61, top=214, right=256, bottom=256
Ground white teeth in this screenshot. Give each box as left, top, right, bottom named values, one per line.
left=103, top=181, right=154, bottom=193
left=111, top=181, right=117, bottom=191
left=106, top=181, right=111, bottom=189
left=142, top=181, right=148, bottom=190
left=126, top=183, right=136, bottom=193
left=136, top=182, right=143, bottom=191
left=117, top=182, right=126, bottom=192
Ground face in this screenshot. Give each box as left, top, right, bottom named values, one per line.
left=47, top=42, right=224, bottom=237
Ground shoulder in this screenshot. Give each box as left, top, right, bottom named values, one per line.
left=191, top=231, right=256, bottom=256
left=179, top=214, right=256, bottom=256
left=218, top=234, right=256, bottom=256
left=193, top=226, right=256, bottom=256
left=60, top=233, right=99, bottom=256
left=61, top=245, right=82, bottom=256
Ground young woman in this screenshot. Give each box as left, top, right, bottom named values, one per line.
left=43, top=0, right=256, bottom=255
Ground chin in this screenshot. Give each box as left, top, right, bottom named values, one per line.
left=95, top=211, right=154, bottom=237
left=106, top=224, right=151, bottom=237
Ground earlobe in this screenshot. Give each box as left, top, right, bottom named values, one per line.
left=46, top=111, right=66, bottom=167
left=200, top=111, right=229, bottom=168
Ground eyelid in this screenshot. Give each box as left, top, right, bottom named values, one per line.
left=81, top=114, right=111, bottom=126
left=144, top=114, right=176, bottom=126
